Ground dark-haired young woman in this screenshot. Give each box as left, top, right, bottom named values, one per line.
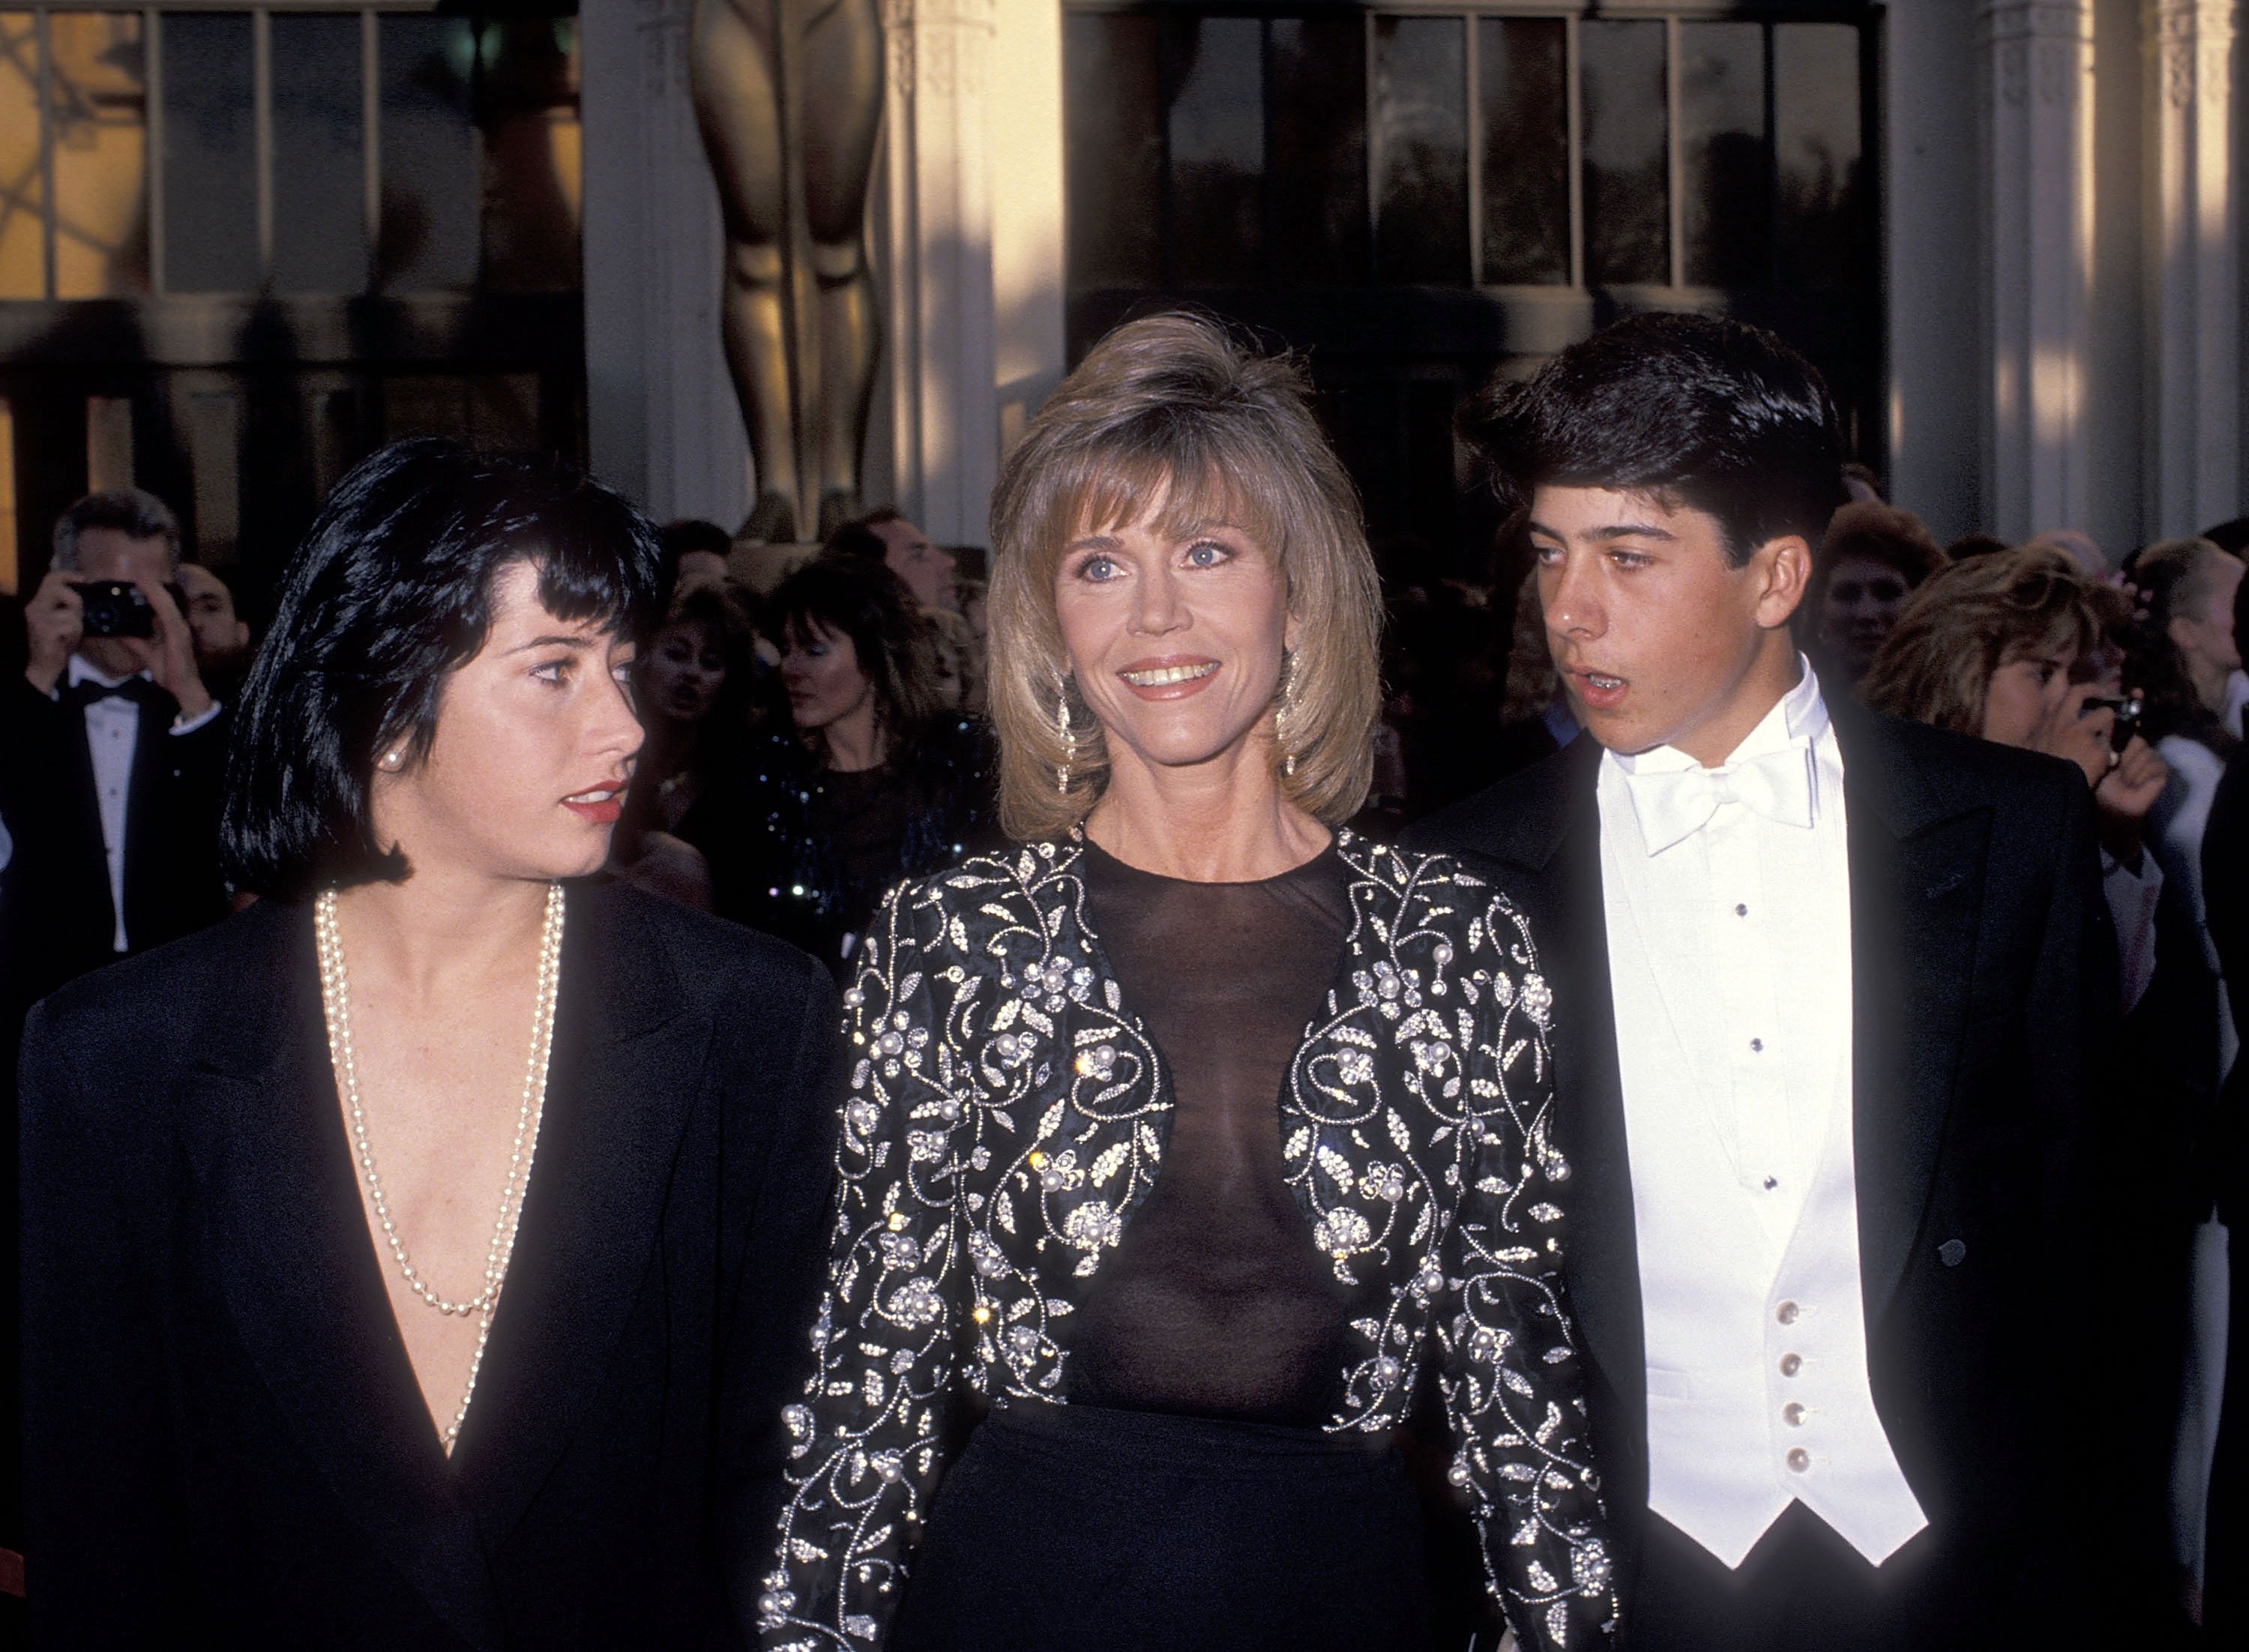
left=729, top=555, right=995, bottom=975
left=19, top=438, right=844, bottom=1646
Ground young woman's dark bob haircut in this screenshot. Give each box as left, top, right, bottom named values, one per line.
left=1457, top=311, right=1847, bottom=567
left=222, top=438, right=665, bottom=900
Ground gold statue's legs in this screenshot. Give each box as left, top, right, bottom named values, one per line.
left=720, top=241, right=801, bottom=537
left=800, top=0, right=882, bottom=538
left=692, top=0, right=883, bottom=544
left=808, top=239, right=876, bottom=539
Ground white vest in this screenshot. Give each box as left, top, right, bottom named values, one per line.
left=1598, top=675, right=1928, bottom=1569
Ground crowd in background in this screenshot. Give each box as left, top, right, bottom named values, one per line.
left=1, top=459, right=2248, bottom=1622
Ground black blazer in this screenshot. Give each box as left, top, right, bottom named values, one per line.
left=1407, top=706, right=2152, bottom=1639
left=20, top=881, right=845, bottom=1648
left=3, top=673, right=230, bottom=1007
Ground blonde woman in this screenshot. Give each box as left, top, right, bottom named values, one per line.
left=757, top=316, right=1611, bottom=1652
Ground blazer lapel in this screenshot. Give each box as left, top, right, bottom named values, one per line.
left=178, top=902, right=505, bottom=1649
left=1833, top=708, right=1990, bottom=1321
left=448, top=884, right=708, bottom=1538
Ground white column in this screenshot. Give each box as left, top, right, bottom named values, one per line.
left=881, top=0, right=1000, bottom=546
left=990, top=0, right=1068, bottom=475
left=2141, top=0, right=2240, bottom=540
left=1978, top=1, right=2098, bottom=541
left=580, top=0, right=753, bottom=528
left=1884, top=0, right=1985, bottom=543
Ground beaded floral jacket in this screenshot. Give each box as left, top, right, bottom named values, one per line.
left=756, top=832, right=1616, bottom=1651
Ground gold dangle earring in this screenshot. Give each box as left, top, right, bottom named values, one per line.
left=1276, top=651, right=1301, bottom=780
left=1056, top=675, right=1077, bottom=796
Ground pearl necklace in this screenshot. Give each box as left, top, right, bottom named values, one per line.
left=313, top=882, right=564, bottom=1453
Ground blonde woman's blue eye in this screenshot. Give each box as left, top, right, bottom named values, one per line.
left=1187, top=543, right=1224, bottom=566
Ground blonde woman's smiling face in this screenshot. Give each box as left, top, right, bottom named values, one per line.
left=1053, top=500, right=1295, bottom=782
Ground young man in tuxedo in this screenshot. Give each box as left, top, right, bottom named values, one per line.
left=9, top=489, right=230, bottom=1013
left=1410, top=315, right=2168, bottom=1648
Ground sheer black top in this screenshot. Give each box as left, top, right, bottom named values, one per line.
left=1065, top=839, right=1355, bottom=1426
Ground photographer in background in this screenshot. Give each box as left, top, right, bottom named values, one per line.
left=8, top=489, right=231, bottom=1016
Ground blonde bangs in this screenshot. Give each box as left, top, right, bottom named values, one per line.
left=988, top=312, right=1382, bottom=842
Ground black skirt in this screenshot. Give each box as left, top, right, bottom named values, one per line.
left=888, top=1400, right=1436, bottom=1652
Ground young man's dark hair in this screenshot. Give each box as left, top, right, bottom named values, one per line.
left=1457, top=312, right=1847, bottom=567
left=222, top=438, right=664, bottom=902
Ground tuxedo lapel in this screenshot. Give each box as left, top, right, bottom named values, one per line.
left=448, top=884, right=707, bottom=1539
left=52, top=701, right=113, bottom=941
left=178, top=903, right=505, bottom=1650
left=1545, top=817, right=1646, bottom=1421
left=1456, top=738, right=1647, bottom=1416
left=1834, top=709, right=1990, bottom=1321
left=120, top=693, right=176, bottom=946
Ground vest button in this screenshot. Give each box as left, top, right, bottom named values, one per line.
left=1779, top=1353, right=1802, bottom=1377
left=1776, top=1300, right=1800, bottom=1325
left=1782, top=1402, right=1806, bottom=1426
left=1786, top=1447, right=1810, bottom=1472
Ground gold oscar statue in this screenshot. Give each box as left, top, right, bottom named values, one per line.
left=691, top=0, right=884, bottom=544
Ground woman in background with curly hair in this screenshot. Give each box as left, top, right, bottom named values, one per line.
left=756, top=314, right=1611, bottom=1652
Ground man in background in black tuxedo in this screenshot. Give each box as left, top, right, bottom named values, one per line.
left=0, top=489, right=224, bottom=1561
left=7, top=488, right=231, bottom=1014
left=1410, top=315, right=2170, bottom=1648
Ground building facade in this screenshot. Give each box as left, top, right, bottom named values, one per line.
left=0, top=0, right=2241, bottom=596
left=587, top=0, right=2245, bottom=570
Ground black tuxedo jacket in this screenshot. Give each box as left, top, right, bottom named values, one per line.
left=20, top=881, right=846, bottom=1648
left=4, top=672, right=230, bottom=1006
left=1408, top=705, right=2152, bottom=1641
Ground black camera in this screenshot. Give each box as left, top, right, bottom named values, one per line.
left=73, top=579, right=154, bottom=639
left=72, top=579, right=184, bottom=640
left=2083, top=694, right=2144, bottom=753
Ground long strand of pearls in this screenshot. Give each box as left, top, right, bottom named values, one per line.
left=314, top=881, right=564, bottom=1452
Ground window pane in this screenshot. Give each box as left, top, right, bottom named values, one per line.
left=1774, top=23, right=1865, bottom=289
left=1373, top=16, right=1466, bottom=286
left=50, top=13, right=145, bottom=297
left=1166, top=16, right=1261, bottom=289
left=1269, top=16, right=1367, bottom=287
left=378, top=14, right=477, bottom=291
left=1478, top=16, right=1567, bottom=286
left=480, top=19, right=582, bottom=293
left=1581, top=18, right=1667, bottom=286
left=161, top=13, right=254, bottom=294
left=1680, top=21, right=1765, bottom=288
left=271, top=13, right=364, bottom=293
left=0, top=13, right=46, bottom=298
left=1065, top=13, right=1161, bottom=289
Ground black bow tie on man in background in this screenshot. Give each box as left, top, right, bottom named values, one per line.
left=63, top=674, right=163, bottom=713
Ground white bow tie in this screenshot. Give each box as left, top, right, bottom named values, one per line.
left=1621, top=741, right=1816, bottom=854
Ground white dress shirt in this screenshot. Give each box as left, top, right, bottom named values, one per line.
left=60, top=654, right=221, bottom=953
left=1598, top=662, right=1927, bottom=1568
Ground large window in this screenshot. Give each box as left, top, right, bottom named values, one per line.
left=1064, top=3, right=1879, bottom=561
left=0, top=8, right=579, bottom=299
left=0, top=5, right=582, bottom=596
